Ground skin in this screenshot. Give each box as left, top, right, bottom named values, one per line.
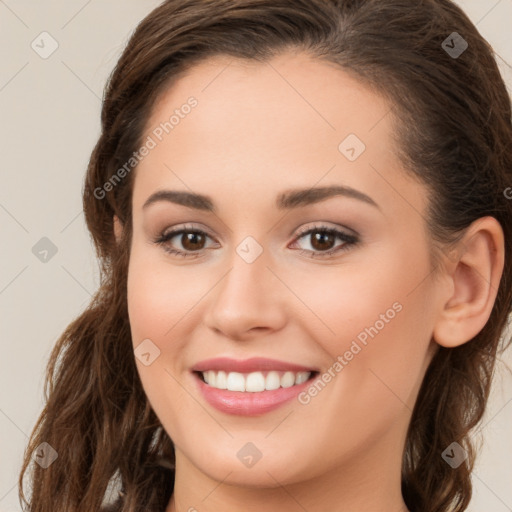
left=113, top=51, right=504, bottom=512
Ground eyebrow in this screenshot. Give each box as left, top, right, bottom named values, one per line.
left=142, top=185, right=379, bottom=212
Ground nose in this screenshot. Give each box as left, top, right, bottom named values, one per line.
left=202, top=245, right=287, bottom=341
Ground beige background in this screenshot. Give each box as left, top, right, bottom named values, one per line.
left=0, top=1, right=511, bottom=510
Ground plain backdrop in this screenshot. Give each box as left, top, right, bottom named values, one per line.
left=0, top=1, right=511, bottom=511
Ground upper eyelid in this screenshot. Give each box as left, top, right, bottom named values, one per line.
left=294, top=222, right=358, bottom=238
left=160, top=222, right=355, bottom=239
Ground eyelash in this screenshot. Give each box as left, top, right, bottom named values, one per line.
left=153, top=223, right=359, bottom=259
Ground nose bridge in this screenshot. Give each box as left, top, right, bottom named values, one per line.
left=203, top=232, right=286, bottom=338
left=216, top=235, right=274, bottom=311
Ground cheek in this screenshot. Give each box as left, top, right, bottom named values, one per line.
left=293, top=240, right=435, bottom=410
left=126, top=251, right=207, bottom=345
left=289, top=262, right=435, bottom=462
left=291, top=244, right=432, bottom=352
left=126, top=251, right=199, bottom=431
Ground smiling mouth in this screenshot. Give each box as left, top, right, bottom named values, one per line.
left=194, top=369, right=319, bottom=393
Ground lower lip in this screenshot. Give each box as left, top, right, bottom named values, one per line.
left=192, top=372, right=316, bottom=416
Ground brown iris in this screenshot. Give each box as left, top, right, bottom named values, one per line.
left=309, top=231, right=336, bottom=251
left=181, top=232, right=206, bottom=251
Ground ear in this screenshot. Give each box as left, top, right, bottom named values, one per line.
left=113, top=215, right=123, bottom=244
left=433, top=216, right=505, bottom=348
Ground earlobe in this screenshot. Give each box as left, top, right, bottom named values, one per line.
left=433, top=216, right=505, bottom=348
left=113, top=215, right=124, bottom=244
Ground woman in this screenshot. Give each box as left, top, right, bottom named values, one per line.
left=18, top=1, right=512, bottom=511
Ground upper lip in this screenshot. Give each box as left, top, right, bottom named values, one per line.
left=191, top=357, right=318, bottom=373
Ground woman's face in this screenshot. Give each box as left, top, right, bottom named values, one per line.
left=124, top=52, right=444, bottom=491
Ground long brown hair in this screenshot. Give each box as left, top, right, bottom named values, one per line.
left=18, top=1, right=512, bottom=511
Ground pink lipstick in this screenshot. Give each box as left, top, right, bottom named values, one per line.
left=191, top=357, right=318, bottom=416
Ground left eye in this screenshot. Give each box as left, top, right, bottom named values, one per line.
left=154, top=224, right=359, bottom=259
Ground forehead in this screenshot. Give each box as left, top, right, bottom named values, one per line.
left=131, top=51, right=423, bottom=219
left=145, top=51, right=392, bottom=147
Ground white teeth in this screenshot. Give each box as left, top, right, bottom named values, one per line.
left=227, top=372, right=245, bottom=391
left=201, top=370, right=312, bottom=392
left=281, top=371, right=295, bottom=388
left=215, top=370, right=227, bottom=389
left=295, top=371, right=310, bottom=385
left=205, top=370, right=214, bottom=386
left=265, top=371, right=281, bottom=390
left=246, top=371, right=266, bottom=392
